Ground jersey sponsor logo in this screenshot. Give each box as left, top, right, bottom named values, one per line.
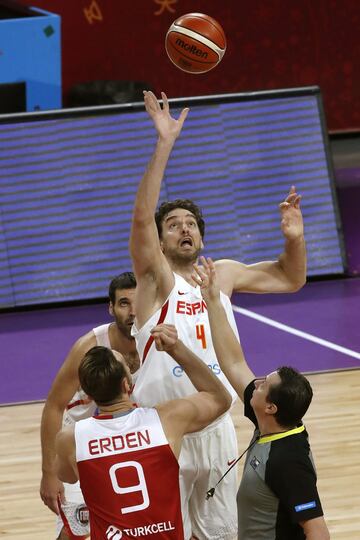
left=107, top=525, right=122, bottom=539
left=177, top=290, right=188, bottom=295
left=227, top=458, right=236, bottom=466
left=106, top=521, right=176, bottom=538
left=250, top=456, right=260, bottom=470
left=173, top=363, right=221, bottom=377
left=88, top=429, right=151, bottom=455
left=176, top=299, right=207, bottom=315
left=295, top=501, right=317, bottom=512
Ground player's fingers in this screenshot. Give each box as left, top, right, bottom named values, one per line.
left=193, top=263, right=207, bottom=282
left=44, top=495, right=60, bottom=515
left=153, top=335, right=164, bottom=351
left=294, top=194, right=302, bottom=208
left=279, top=201, right=290, bottom=212
left=191, top=272, right=202, bottom=286
left=145, top=90, right=160, bottom=111
left=178, top=107, right=190, bottom=126
left=286, top=193, right=298, bottom=203
left=161, top=92, right=169, bottom=112
left=289, top=185, right=296, bottom=195
left=199, top=255, right=209, bottom=272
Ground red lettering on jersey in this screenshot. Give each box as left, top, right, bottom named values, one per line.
left=89, top=439, right=100, bottom=455
left=138, top=430, right=151, bottom=445
left=176, top=301, right=186, bottom=314
left=176, top=300, right=208, bottom=315
left=126, top=432, right=138, bottom=448
left=100, top=438, right=112, bottom=453
left=112, top=435, right=125, bottom=451
left=192, top=301, right=201, bottom=314
left=88, top=430, right=151, bottom=455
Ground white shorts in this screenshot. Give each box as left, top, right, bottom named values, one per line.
left=55, top=481, right=89, bottom=539
left=179, top=412, right=238, bottom=540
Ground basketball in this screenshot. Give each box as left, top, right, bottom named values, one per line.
left=165, top=13, right=226, bottom=74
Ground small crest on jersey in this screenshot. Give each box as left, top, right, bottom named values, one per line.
left=76, top=504, right=89, bottom=525
left=106, top=525, right=122, bottom=539
left=250, top=455, right=260, bottom=470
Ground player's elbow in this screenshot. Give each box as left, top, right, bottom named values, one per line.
left=290, top=275, right=306, bottom=292
left=218, top=388, right=232, bottom=414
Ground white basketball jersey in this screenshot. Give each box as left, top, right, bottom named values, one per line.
left=63, top=324, right=111, bottom=426
left=132, top=273, right=238, bottom=407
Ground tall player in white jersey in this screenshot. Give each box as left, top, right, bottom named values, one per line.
left=55, top=325, right=232, bottom=540
left=40, top=272, right=139, bottom=540
left=129, top=91, right=306, bottom=540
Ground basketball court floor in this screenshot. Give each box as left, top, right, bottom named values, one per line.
left=0, top=275, right=359, bottom=406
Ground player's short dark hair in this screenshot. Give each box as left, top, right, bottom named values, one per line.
left=108, top=272, right=136, bottom=304
left=267, top=366, right=313, bottom=428
left=155, top=199, right=205, bottom=239
left=79, top=346, right=127, bottom=405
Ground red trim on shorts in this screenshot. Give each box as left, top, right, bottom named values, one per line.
left=58, top=496, right=88, bottom=539
left=66, top=398, right=92, bottom=411
left=141, top=300, right=169, bottom=365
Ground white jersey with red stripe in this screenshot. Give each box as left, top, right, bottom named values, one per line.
left=63, top=323, right=111, bottom=426
left=132, top=273, right=238, bottom=408
left=75, top=408, right=184, bottom=540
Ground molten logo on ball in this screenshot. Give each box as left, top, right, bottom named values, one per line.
left=175, top=39, right=208, bottom=59
left=165, top=12, right=226, bottom=74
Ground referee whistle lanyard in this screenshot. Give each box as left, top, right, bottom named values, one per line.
left=206, top=424, right=305, bottom=500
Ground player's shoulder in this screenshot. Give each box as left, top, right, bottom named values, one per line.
left=214, top=258, right=246, bottom=295
left=71, top=329, right=97, bottom=355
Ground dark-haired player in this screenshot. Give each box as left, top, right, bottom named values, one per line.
left=40, top=272, right=139, bottom=540
left=55, top=324, right=231, bottom=540
left=129, top=91, right=306, bottom=540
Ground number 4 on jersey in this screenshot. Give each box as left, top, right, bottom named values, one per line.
left=196, top=324, right=207, bottom=349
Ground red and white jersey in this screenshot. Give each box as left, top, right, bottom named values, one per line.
left=132, top=273, right=238, bottom=409
left=63, top=324, right=111, bottom=426
left=75, top=408, right=184, bottom=540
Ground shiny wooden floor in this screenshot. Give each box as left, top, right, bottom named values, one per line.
left=0, top=369, right=359, bottom=539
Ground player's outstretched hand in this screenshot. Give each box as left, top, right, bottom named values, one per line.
left=192, top=256, right=220, bottom=303
left=143, top=90, right=189, bottom=141
left=151, top=323, right=179, bottom=352
left=279, top=186, right=304, bottom=241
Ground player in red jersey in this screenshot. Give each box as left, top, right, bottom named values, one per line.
left=55, top=324, right=231, bottom=540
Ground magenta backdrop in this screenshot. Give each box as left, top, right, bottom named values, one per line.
left=19, top=0, right=360, bottom=130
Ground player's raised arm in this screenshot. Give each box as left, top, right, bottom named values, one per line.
left=215, top=186, right=306, bottom=296
left=193, top=257, right=254, bottom=401
left=152, top=324, right=231, bottom=455
left=129, top=92, right=189, bottom=278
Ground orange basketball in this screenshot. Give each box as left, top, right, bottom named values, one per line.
left=165, top=13, right=226, bottom=74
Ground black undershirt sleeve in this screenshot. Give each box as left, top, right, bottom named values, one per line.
left=265, top=439, right=324, bottom=524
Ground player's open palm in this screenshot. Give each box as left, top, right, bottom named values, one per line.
left=143, top=91, right=189, bottom=141
left=279, top=186, right=304, bottom=241
left=193, top=256, right=220, bottom=303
